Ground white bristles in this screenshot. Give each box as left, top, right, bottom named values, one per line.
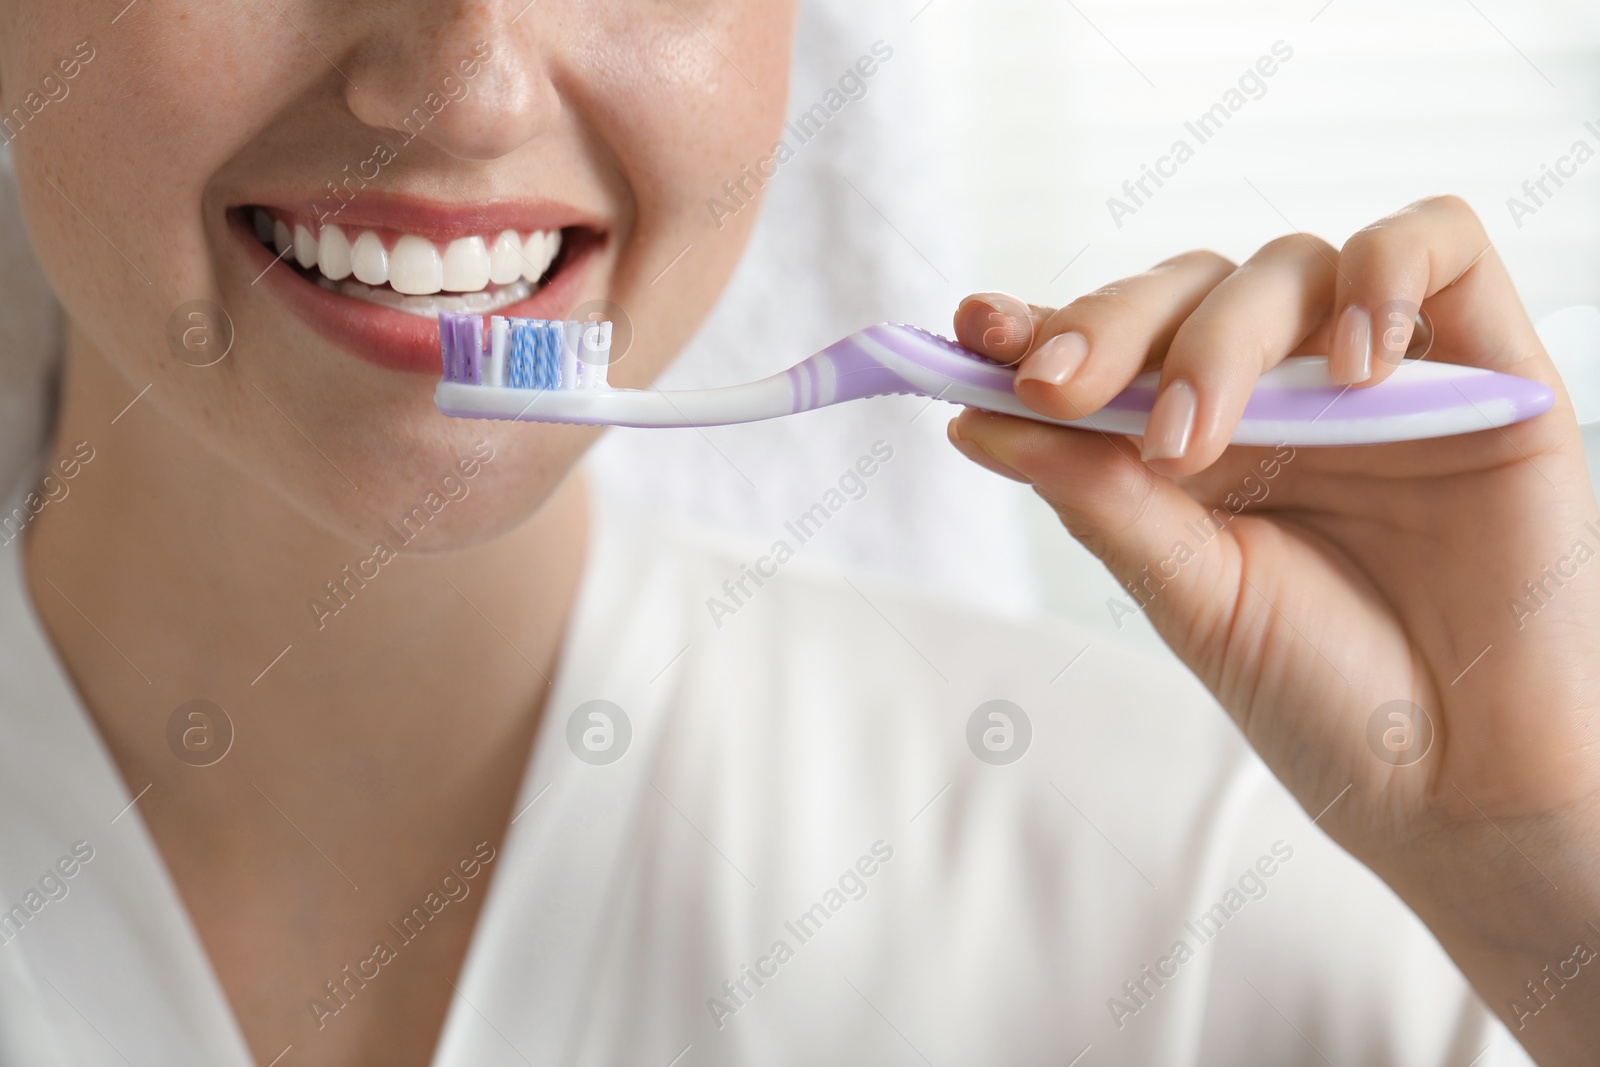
left=488, top=316, right=508, bottom=388
left=561, top=320, right=582, bottom=389
left=596, top=321, right=613, bottom=387
left=579, top=321, right=611, bottom=388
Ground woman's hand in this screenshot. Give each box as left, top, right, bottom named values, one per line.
left=949, top=196, right=1600, bottom=1062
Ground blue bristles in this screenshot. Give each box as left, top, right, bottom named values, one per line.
left=534, top=321, right=560, bottom=389
left=508, top=319, right=536, bottom=389
left=508, top=319, right=560, bottom=389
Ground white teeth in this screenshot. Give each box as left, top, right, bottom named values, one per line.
left=495, top=279, right=532, bottom=304
left=350, top=230, right=388, bottom=286
left=488, top=230, right=523, bottom=286
left=520, top=230, right=559, bottom=283
left=343, top=278, right=532, bottom=318
left=389, top=234, right=443, bottom=295
left=293, top=225, right=318, bottom=269
left=318, top=224, right=352, bottom=281
left=441, top=235, right=490, bottom=292
left=256, top=210, right=561, bottom=304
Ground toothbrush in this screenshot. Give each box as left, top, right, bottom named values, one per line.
left=432, top=312, right=1555, bottom=446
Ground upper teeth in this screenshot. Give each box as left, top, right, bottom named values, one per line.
left=255, top=208, right=562, bottom=296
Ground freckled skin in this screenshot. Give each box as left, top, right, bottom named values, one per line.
left=6, top=3, right=798, bottom=1064
left=4, top=0, right=794, bottom=545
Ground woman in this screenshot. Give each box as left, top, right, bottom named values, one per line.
left=0, top=0, right=1592, bottom=1064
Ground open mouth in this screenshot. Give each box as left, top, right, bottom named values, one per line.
left=238, top=206, right=572, bottom=317
left=229, top=198, right=604, bottom=376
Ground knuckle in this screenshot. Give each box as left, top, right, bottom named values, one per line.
left=1105, top=469, right=1159, bottom=539
left=1416, top=192, right=1478, bottom=223
left=1347, top=194, right=1487, bottom=256
left=1258, top=232, right=1333, bottom=261
left=1340, top=222, right=1402, bottom=264
left=1042, top=493, right=1106, bottom=555
left=1156, top=248, right=1235, bottom=278
left=1037, top=457, right=1155, bottom=564
left=1423, top=193, right=1491, bottom=245
left=1164, top=316, right=1240, bottom=370
left=1062, top=286, right=1140, bottom=322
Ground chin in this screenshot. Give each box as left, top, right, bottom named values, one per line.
left=233, top=406, right=593, bottom=553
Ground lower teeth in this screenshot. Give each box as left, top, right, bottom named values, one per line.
left=314, top=275, right=534, bottom=318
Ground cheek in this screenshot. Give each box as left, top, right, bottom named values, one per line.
left=560, top=3, right=795, bottom=382
left=605, top=6, right=794, bottom=207
left=11, top=7, right=305, bottom=372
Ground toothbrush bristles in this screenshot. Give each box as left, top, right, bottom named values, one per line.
left=438, top=309, right=611, bottom=390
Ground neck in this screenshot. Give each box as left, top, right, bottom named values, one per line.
left=23, top=323, right=586, bottom=826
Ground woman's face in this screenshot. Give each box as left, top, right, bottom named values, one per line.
left=1, top=0, right=796, bottom=545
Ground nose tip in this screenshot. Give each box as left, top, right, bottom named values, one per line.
left=344, top=37, right=559, bottom=161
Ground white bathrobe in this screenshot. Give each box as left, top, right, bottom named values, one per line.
left=0, top=479, right=1539, bottom=1066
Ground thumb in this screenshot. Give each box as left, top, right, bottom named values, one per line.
left=950, top=409, right=1244, bottom=653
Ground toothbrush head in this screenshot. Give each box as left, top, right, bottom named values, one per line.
left=437, top=310, right=613, bottom=391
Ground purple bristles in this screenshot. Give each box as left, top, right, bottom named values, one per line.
left=450, top=316, right=466, bottom=382
left=462, top=315, right=483, bottom=385
left=442, top=312, right=463, bottom=382
left=439, top=311, right=485, bottom=384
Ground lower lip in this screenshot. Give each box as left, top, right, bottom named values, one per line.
left=233, top=213, right=596, bottom=375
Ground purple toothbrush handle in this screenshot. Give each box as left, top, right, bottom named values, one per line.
left=824, top=324, right=1555, bottom=446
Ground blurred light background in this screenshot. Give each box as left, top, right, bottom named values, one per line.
left=921, top=0, right=1600, bottom=653
left=596, top=0, right=1600, bottom=658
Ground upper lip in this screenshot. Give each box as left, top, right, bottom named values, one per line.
left=238, top=190, right=607, bottom=242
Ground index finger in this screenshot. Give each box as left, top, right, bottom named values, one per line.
left=952, top=291, right=1053, bottom=365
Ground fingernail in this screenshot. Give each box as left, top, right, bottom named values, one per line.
left=1376, top=308, right=1417, bottom=366
left=1016, top=331, right=1088, bottom=388
left=1330, top=304, right=1372, bottom=385
left=957, top=291, right=1033, bottom=355
left=948, top=422, right=1031, bottom=483
left=959, top=290, right=1028, bottom=317
left=1141, top=379, right=1197, bottom=462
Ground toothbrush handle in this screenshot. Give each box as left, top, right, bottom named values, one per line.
left=844, top=325, right=1555, bottom=447
left=435, top=372, right=801, bottom=427
left=945, top=357, right=1555, bottom=447
left=437, top=344, right=908, bottom=427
